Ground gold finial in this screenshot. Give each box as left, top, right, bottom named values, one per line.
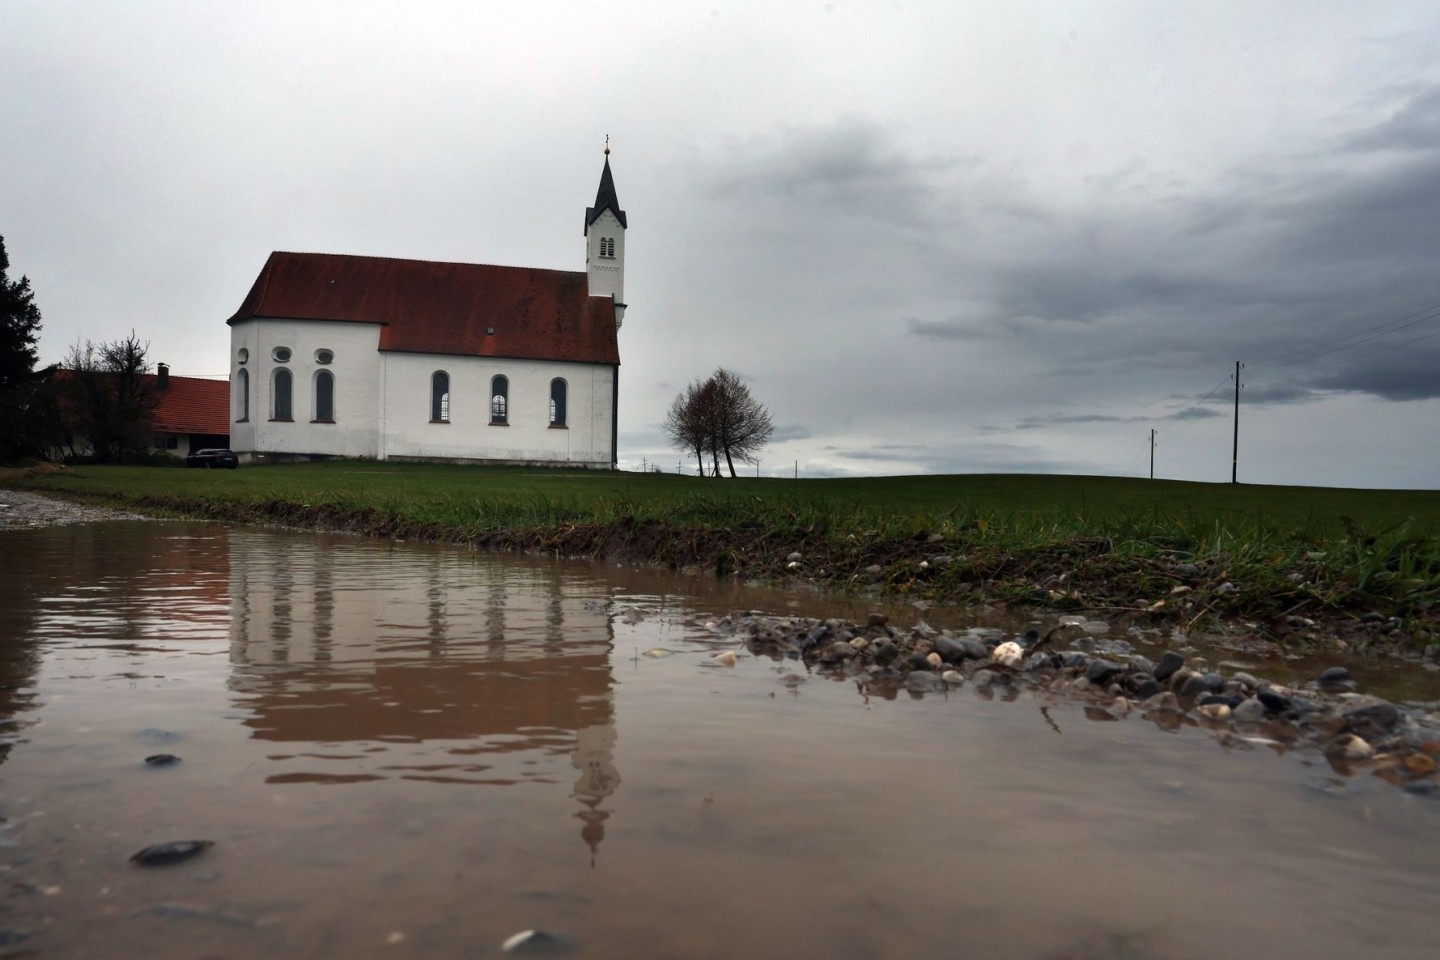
left=604, top=134, right=610, bottom=156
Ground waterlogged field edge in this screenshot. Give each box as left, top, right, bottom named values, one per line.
left=4, top=461, right=1439, bottom=653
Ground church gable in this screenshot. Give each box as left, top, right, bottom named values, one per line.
left=228, top=253, right=619, bottom=366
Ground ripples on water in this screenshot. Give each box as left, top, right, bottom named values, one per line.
left=0, top=521, right=1438, bottom=959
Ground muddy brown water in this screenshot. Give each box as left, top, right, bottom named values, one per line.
left=2, top=522, right=1439, bottom=959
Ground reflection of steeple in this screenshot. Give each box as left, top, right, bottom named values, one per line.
left=571, top=721, right=621, bottom=866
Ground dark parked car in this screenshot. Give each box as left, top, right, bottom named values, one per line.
left=185, top=448, right=239, bottom=469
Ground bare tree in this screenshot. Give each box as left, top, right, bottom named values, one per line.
left=709, top=368, right=774, bottom=477
left=663, top=377, right=712, bottom=476
left=59, top=332, right=157, bottom=462
left=662, top=368, right=774, bottom=477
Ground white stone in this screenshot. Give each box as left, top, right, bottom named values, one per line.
left=992, top=641, right=1023, bottom=666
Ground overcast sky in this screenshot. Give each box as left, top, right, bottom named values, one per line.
left=4, top=1, right=1440, bottom=488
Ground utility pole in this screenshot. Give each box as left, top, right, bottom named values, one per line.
left=1149, top=428, right=1155, bottom=480
left=1231, top=360, right=1243, bottom=484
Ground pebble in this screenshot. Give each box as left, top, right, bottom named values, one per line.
left=502, top=929, right=570, bottom=955
left=1178, top=674, right=1210, bottom=699
left=1154, top=651, right=1185, bottom=682
left=144, top=754, right=181, bottom=766
left=130, top=840, right=214, bottom=866
left=1231, top=698, right=1268, bottom=724
left=1343, top=702, right=1400, bottom=736
left=1334, top=734, right=1376, bottom=761
left=933, top=635, right=988, bottom=662
left=941, top=670, right=965, bottom=686
left=1257, top=688, right=1293, bottom=714
left=1086, top=659, right=1120, bottom=685
left=1197, top=703, right=1232, bottom=721
left=992, top=641, right=1023, bottom=667
left=709, top=651, right=737, bottom=667
left=1320, top=666, right=1352, bottom=685
left=1141, top=692, right=1181, bottom=714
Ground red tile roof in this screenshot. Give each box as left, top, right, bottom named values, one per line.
left=226, top=252, right=620, bottom=366
left=152, top=374, right=230, bottom=435
left=49, top=369, right=230, bottom=437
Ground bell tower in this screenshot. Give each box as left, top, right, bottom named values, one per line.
left=585, top=139, right=627, bottom=328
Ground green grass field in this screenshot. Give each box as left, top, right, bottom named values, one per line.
left=7, top=461, right=1439, bottom=532
left=6, top=462, right=1439, bottom=644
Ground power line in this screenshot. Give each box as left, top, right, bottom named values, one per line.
left=1248, top=323, right=1440, bottom=390
left=1255, top=301, right=1440, bottom=369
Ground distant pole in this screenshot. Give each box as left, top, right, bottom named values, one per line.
left=1149, top=428, right=1155, bottom=480
left=1231, top=360, right=1243, bottom=484
left=794, top=460, right=798, bottom=480
left=755, top=460, right=760, bottom=478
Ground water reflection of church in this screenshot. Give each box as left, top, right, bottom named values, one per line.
left=226, top=531, right=621, bottom=863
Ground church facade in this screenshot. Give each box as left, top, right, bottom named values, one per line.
left=226, top=154, right=627, bottom=468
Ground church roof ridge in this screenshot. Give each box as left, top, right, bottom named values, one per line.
left=225, top=250, right=619, bottom=366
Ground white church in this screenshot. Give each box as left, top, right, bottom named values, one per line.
left=226, top=152, right=627, bottom=468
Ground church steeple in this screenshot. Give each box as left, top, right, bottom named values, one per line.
left=585, top=140, right=626, bottom=328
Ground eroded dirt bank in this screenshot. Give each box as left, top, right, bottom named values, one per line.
left=6, top=486, right=1438, bottom=658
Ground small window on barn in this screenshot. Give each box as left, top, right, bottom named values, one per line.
left=431, top=371, right=450, bottom=423
left=490, top=375, right=509, bottom=424
left=272, top=346, right=291, bottom=363
left=272, top=368, right=293, bottom=421
left=549, top=378, right=567, bottom=427
left=314, top=370, right=335, bottom=423
left=315, top=349, right=334, bottom=365
left=165, top=436, right=179, bottom=451
left=237, top=368, right=250, bottom=422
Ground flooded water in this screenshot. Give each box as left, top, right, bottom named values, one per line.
left=2, top=521, right=1439, bottom=959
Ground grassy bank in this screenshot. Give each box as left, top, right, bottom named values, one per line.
left=5, top=461, right=1439, bottom=649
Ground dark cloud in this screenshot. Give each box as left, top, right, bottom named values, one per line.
left=904, top=317, right=992, bottom=341
left=1167, top=406, right=1224, bottom=421
left=707, top=117, right=966, bottom=230
left=1344, top=83, right=1440, bottom=154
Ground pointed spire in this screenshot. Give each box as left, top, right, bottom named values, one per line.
left=585, top=139, right=627, bottom=231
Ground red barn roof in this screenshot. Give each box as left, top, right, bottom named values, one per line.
left=152, top=374, right=229, bottom=435
left=49, top=369, right=230, bottom=437
left=226, top=252, right=620, bottom=366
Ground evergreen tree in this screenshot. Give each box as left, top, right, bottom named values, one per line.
left=0, top=235, right=48, bottom=463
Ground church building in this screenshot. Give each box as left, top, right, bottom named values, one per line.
left=226, top=151, right=627, bottom=468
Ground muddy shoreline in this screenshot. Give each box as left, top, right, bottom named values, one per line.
left=0, top=488, right=150, bottom=528
left=5, top=485, right=1437, bottom=662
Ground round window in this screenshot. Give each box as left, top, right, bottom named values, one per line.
left=237, top=348, right=249, bottom=364
left=272, top=346, right=292, bottom=362
left=315, top=349, right=334, bottom=365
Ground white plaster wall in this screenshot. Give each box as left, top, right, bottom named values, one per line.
left=229, top=318, right=384, bottom=459
left=586, top=209, right=625, bottom=311
left=379, top=353, right=615, bottom=466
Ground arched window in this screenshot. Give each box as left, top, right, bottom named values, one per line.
left=314, top=370, right=335, bottom=422
left=600, top=237, right=615, bottom=258
left=490, top=375, right=508, bottom=424
left=236, top=368, right=250, bottom=422
left=431, top=371, right=450, bottom=422
left=272, top=368, right=292, bottom=421
left=549, top=378, right=567, bottom=426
